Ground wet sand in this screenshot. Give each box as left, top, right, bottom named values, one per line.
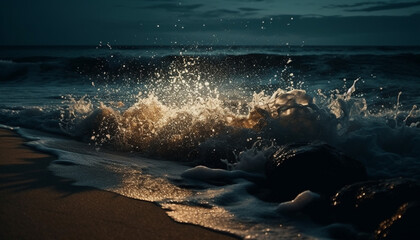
left=0, top=129, right=239, bottom=240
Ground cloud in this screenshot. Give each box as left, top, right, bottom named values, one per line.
left=197, top=13, right=420, bottom=45
left=325, top=2, right=387, bottom=9
left=143, top=3, right=203, bottom=12
left=202, top=9, right=240, bottom=17
left=238, top=7, right=261, bottom=12
left=2, top=0, right=420, bottom=45
left=327, top=1, right=420, bottom=12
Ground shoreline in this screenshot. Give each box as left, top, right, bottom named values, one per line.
left=0, top=128, right=239, bottom=240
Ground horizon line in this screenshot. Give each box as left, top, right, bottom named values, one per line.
left=1, top=44, right=420, bottom=48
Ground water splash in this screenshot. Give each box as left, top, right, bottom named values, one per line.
left=54, top=54, right=420, bottom=180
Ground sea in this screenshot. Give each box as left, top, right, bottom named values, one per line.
left=1, top=45, right=420, bottom=239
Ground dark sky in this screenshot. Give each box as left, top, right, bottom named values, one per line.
left=1, top=0, right=420, bottom=46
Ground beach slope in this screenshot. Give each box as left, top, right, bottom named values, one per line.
left=0, top=129, right=238, bottom=240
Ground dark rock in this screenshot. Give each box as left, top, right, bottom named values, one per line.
left=194, top=130, right=256, bottom=169
left=301, top=195, right=334, bottom=224
left=331, top=178, right=420, bottom=231
left=194, top=139, right=238, bottom=169
left=375, top=201, right=420, bottom=240
left=321, top=223, right=371, bottom=240
left=265, top=142, right=367, bottom=201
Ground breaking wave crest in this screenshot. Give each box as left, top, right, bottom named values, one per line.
left=58, top=81, right=420, bottom=178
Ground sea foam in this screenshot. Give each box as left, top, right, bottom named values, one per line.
left=54, top=78, right=420, bottom=179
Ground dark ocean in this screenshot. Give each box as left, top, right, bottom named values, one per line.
left=1, top=45, right=420, bottom=239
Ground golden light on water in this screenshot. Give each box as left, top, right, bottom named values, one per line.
left=108, top=167, right=191, bottom=202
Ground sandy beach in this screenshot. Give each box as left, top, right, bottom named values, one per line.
left=0, top=129, right=238, bottom=240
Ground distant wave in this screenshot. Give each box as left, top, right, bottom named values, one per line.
left=2, top=53, right=420, bottom=83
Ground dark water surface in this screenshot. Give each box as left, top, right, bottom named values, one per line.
left=1, top=45, right=420, bottom=239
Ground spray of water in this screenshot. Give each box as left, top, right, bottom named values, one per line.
left=57, top=55, right=419, bottom=178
